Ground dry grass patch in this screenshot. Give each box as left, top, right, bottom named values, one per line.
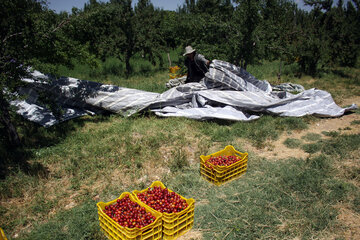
left=177, top=229, right=203, bottom=240
left=334, top=204, right=360, bottom=240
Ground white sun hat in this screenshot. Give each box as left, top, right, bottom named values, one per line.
left=183, top=46, right=196, bottom=56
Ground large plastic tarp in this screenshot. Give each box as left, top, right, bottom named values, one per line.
left=11, top=60, right=357, bottom=127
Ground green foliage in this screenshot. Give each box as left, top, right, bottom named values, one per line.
left=230, top=0, right=263, bottom=68
left=102, top=57, right=125, bottom=76
left=287, top=1, right=360, bottom=75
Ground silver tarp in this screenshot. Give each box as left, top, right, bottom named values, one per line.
left=11, top=60, right=358, bottom=127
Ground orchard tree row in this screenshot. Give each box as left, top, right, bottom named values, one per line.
left=63, top=0, right=360, bottom=74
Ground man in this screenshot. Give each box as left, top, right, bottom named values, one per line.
left=183, top=46, right=210, bottom=83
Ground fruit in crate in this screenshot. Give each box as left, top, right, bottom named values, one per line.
left=103, top=194, right=155, bottom=229
left=207, top=155, right=242, bottom=167
left=136, top=186, right=188, bottom=213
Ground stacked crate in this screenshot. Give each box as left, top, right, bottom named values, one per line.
left=133, top=181, right=195, bottom=240
left=97, top=182, right=195, bottom=240
left=97, top=192, right=163, bottom=240
left=200, top=145, right=248, bottom=186
left=0, top=228, right=8, bottom=240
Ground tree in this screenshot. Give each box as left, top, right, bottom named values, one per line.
left=111, top=0, right=135, bottom=75
left=231, top=0, right=262, bottom=69
left=0, top=0, right=86, bottom=147
left=304, top=0, right=333, bottom=11
left=134, top=0, right=165, bottom=66
left=0, top=0, right=44, bottom=146
left=176, top=0, right=234, bottom=61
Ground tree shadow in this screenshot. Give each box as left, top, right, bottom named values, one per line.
left=0, top=144, right=49, bottom=179
left=1, top=109, right=113, bottom=180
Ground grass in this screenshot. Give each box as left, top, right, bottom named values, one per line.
left=10, top=142, right=359, bottom=240
left=294, top=133, right=360, bottom=155
left=168, top=155, right=342, bottom=239
left=1, top=60, right=359, bottom=239
left=351, top=120, right=360, bottom=125
left=301, top=133, right=322, bottom=142
left=201, top=116, right=309, bottom=148
left=322, top=131, right=340, bottom=137
left=283, top=138, right=303, bottom=148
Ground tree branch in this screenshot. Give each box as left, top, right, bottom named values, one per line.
left=2, top=32, right=23, bottom=44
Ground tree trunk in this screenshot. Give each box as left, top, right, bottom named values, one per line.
left=0, top=94, right=21, bottom=147
left=278, top=61, right=282, bottom=81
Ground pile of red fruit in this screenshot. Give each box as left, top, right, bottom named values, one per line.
left=207, top=155, right=242, bottom=167
left=104, top=194, right=155, bottom=229
left=136, top=186, right=188, bottom=214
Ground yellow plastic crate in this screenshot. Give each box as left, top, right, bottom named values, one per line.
left=133, top=181, right=195, bottom=240
left=168, top=66, right=185, bottom=79
left=169, top=66, right=180, bottom=74
left=0, top=228, right=8, bottom=240
left=97, top=192, right=162, bottom=240
left=200, top=145, right=248, bottom=186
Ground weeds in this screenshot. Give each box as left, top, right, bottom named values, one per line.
left=169, top=148, right=189, bottom=173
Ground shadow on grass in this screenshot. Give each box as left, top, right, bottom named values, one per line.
left=0, top=113, right=112, bottom=180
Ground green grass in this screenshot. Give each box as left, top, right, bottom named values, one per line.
left=162, top=152, right=357, bottom=239
left=302, top=133, right=322, bottom=142
left=301, top=142, right=323, bottom=154
left=300, top=133, right=360, bottom=155
left=322, top=131, right=340, bottom=137
left=351, top=120, right=360, bottom=125
left=12, top=144, right=359, bottom=240
left=1, top=60, right=359, bottom=240
left=20, top=200, right=103, bottom=240
left=283, top=138, right=303, bottom=148
left=200, top=116, right=309, bottom=148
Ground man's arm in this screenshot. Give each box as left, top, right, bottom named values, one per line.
left=196, top=54, right=211, bottom=73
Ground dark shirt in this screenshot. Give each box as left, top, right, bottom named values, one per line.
left=184, top=53, right=209, bottom=83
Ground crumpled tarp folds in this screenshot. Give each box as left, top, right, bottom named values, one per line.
left=11, top=60, right=358, bottom=127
